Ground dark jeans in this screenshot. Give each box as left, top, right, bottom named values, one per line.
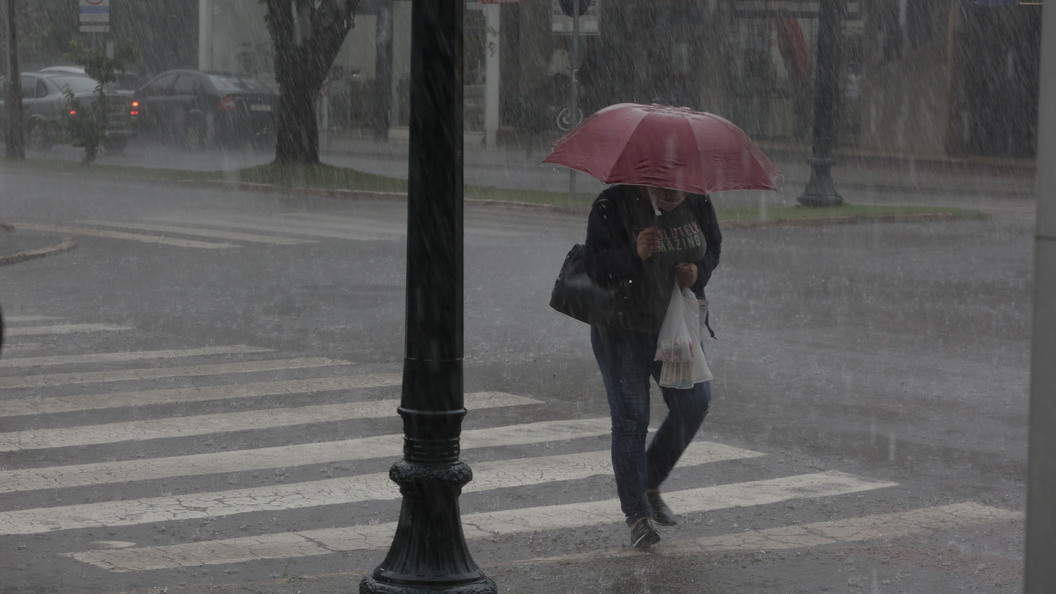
left=591, top=324, right=712, bottom=524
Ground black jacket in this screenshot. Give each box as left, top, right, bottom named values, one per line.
left=583, top=185, right=722, bottom=333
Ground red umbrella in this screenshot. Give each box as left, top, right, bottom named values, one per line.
left=542, top=103, right=780, bottom=195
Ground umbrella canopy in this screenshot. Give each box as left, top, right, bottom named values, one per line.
left=542, top=103, right=780, bottom=195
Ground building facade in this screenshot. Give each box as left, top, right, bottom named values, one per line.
left=197, top=0, right=1042, bottom=158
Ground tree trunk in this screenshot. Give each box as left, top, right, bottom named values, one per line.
left=373, top=0, right=393, bottom=139
left=5, top=0, right=25, bottom=161
left=274, top=47, right=321, bottom=165
left=264, top=0, right=358, bottom=166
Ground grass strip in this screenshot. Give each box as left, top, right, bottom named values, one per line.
left=719, top=204, right=989, bottom=225
left=1, top=158, right=988, bottom=223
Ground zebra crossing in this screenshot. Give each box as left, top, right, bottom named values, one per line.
left=12, top=207, right=566, bottom=251
left=0, top=315, right=1022, bottom=582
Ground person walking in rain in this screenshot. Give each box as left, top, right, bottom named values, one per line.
left=544, top=102, right=776, bottom=550
left=583, top=183, right=721, bottom=550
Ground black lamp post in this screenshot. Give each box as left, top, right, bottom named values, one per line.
left=797, top=0, right=844, bottom=207
left=4, top=0, right=24, bottom=161
left=359, top=1, right=495, bottom=593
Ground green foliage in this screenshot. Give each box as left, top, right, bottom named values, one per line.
left=62, top=92, right=102, bottom=163
left=12, top=2, right=77, bottom=69
left=65, top=39, right=141, bottom=88
left=15, top=1, right=197, bottom=74
left=62, top=40, right=141, bottom=164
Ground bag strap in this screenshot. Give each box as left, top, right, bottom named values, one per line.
left=703, top=308, right=716, bottom=340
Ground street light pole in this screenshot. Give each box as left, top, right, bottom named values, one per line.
left=4, top=0, right=24, bottom=161
left=797, top=0, right=844, bottom=207
left=566, top=0, right=582, bottom=206
left=1026, top=0, right=1056, bottom=590
left=360, top=1, right=495, bottom=593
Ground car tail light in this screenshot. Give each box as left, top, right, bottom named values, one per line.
left=68, top=109, right=77, bottom=116
left=217, top=95, right=237, bottom=111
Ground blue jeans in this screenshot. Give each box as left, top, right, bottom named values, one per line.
left=591, top=325, right=712, bottom=524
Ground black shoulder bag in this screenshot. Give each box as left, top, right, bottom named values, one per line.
left=549, top=243, right=619, bottom=326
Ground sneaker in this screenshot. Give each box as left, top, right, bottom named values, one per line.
left=647, top=490, right=678, bottom=526
left=630, top=517, right=660, bottom=550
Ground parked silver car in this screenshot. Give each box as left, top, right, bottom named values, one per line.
left=0, top=71, right=136, bottom=151
left=38, top=65, right=143, bottom=94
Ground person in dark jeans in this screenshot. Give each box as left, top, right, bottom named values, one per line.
left=583, top=184, right=721, bottom=550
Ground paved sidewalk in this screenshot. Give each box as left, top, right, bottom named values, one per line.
left=0, top=131, right=1038, bottom=266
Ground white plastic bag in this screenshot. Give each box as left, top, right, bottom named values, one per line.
left=656, top=282, right=713, bottom=389
left=655, top=283, right=695, bottom=363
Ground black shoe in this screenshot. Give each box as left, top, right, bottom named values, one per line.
left=630, top=517, right=660, bottom=550
left=648, top=490, right=678, bottom=526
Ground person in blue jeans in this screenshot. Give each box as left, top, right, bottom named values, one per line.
left=583, top=184, right=721, bottom=550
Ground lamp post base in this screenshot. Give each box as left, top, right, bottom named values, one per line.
left=797, top=157, right=844, bottom=208
left=362, top=573, right=495, bottom=594
left=359, top=457, right=496, bottom=594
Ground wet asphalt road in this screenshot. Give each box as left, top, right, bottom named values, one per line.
left=0, top=140, right=1037, bottom=593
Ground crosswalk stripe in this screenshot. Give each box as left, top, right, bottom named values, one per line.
left=2, top=315, right=62, bottom=323
left=0, top=440, right=759, bottom=536
left=152, top=212, right=527, bottom=242
left=0, top=391, right=538, bottom=452
left=0, top=357, right=348, bottom=389
left=465, top=210, right=581, bottom=231
left=0, top=345, right=273, bottom=369
left=2, top=334, right=1002, bottom=580
left=456, top=502, right=1025, bottom=566
left=77, top=220, right=314, bottom=246
left=285, top=213, right=406, bottom=235
left=0, top=418, right=618, bottom=494
left=153, top=215, right=399, bottom=242
left=684, top=501, right=1023, bottom=552
left=0, top=374, right=402, bottom=416
left=14, top=223, right=238, bottom=249
left=283, top=212, right=525, bottom=237
left=288, top=212, right=527, bottom=238
left=465, top=227, right=532, bottom=238
left=61, top=471, right=898, bottom=572
left=4, top=323, right=132, bottom=337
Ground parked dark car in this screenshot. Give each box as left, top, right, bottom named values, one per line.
left=0, top=71, right=136, bottom=151
left=132, top=70, right=278, bottom=150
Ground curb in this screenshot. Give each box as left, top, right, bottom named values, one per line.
left=722, top=210, right=992, bottom=229
left=170, top=179, right=407, bottom=201
left=0, top=236, right=77, bottom=267
left=166, top=179, right=1013, bottom=221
